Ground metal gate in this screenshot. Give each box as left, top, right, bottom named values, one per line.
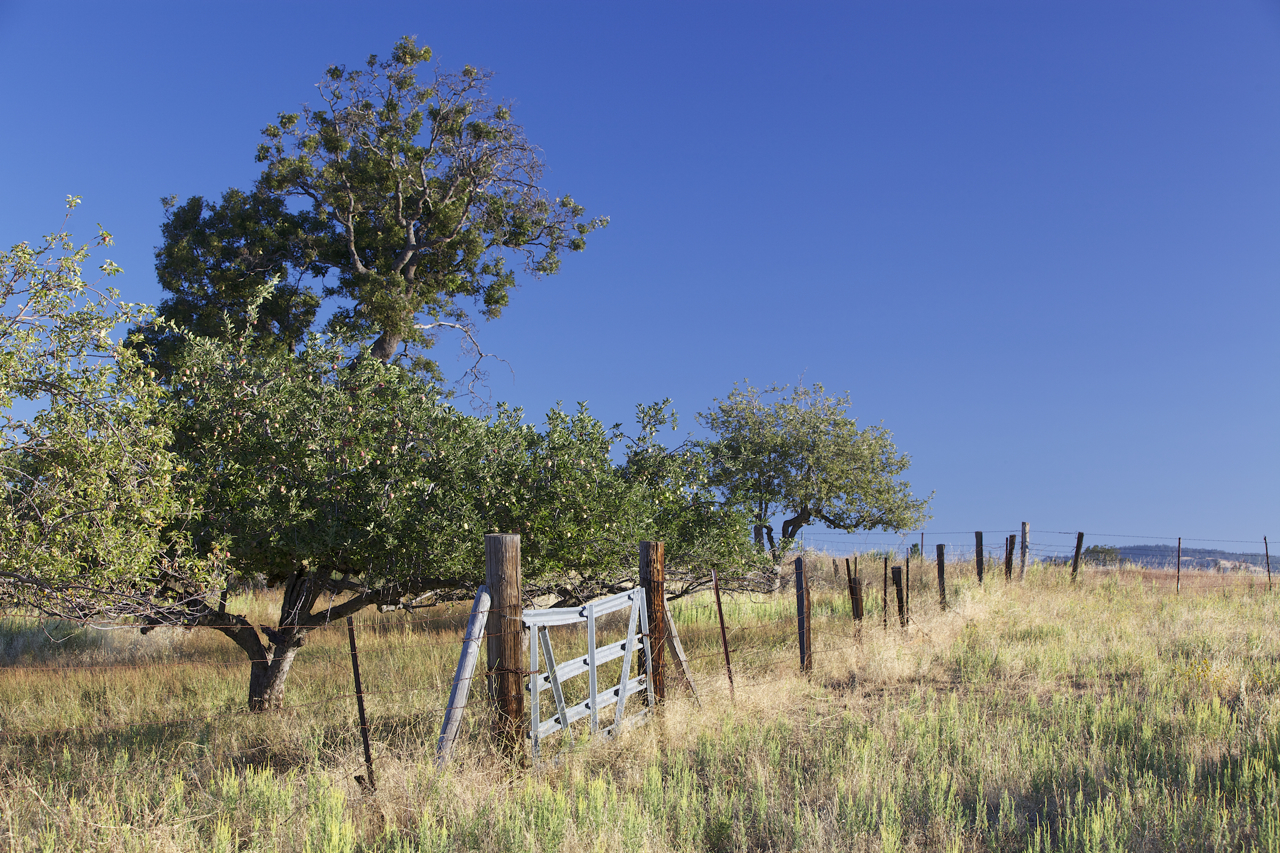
left=522, top=587, right=654, bottom=759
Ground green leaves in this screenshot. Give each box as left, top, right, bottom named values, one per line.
left=699, top=382, right=932, bottom=551
left=167, top=292, right=761, bottom=607
left=172, top=328, right=487, bottom=587
left=618, top=400, right=771, bottom=595
left=0, top=201, right=204, bottom=617
left=157, top=36, right=606, bottom=388
left=137, top=188, right=323, bottom=378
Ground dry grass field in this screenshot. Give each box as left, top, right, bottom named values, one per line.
left=1, top=559, right=1277, bottom=851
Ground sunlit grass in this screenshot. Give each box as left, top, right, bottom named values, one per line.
left=1, top=560, right=1277, bottom=851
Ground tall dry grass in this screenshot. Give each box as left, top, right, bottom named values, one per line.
left=1, top=559, right=1277, bottom=851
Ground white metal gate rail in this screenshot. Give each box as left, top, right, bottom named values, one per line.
left=522, top=587, right=654, bottom=759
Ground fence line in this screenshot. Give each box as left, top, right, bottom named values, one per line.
left=1, top=527, right=1273, bottom=786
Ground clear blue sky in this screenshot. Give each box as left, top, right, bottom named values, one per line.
left=2, top=1, right=1276, bottom=553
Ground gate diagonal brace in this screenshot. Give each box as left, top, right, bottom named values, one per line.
left=523, top=588, right=656, bottom=760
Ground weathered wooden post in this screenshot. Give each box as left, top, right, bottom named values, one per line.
left=1020, top=522, right=1029, bottom=579
left=882, top=556, right=889, bottom=630
left=346, top=616, right=376, bottom=791
left=639, top=541, right=666, bottom=704
left=1070, top=532, right=1084, bottom=582
left=975, top=532, right=984, bottom=583
left=936, top=544, right=947, bottom=610
left=795, top=556, right=812, bottom=672
left=905, top=552, right=911, bottom=618
left=1004, top=535, right=1014, bottom=582
left=891, top=566, right=906, bottom=628
left=846, top=557, right=863, bottom=622
left=661, top=610, right=699, bottom=701
left=485, top=533, right=523, bottom=757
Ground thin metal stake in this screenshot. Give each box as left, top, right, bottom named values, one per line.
left=346, top=616, right=375, bottom=791
left=710, top=566, right=735, bottom=701
left=1265, top=536, right=1271, bottom=593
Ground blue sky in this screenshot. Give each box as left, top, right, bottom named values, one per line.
left=2, top=1, right=1276, bottom=554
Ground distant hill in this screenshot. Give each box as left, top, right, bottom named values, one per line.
left=1106, top=544, right=1270, bottom=571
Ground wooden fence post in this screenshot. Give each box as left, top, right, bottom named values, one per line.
left=662, top=610, right=699, bottom=702
left=937, top=544, right=947, bottom=610
left=639, top=541, right=666, bottom=704
left=1070, top=532, right=1084, bottom=582
left=1004, top=535, right=1014, bottom=582
left=975, top=532, right=984, bottom=583
left=891, top=566, right=906, bottom=628
left=1020, top=522, right=1029, bottom=579
left=795, top=556, right=812, bottom=672
left=905, top=552, right=911, bottom=618
left=846, top=557, right=863, bottom=622
left=485, top=533, right=523, bottom=756
left=882, top=556, right=889, bottom=630
left=345, top=616, right=376, bottom=792
left=1176, top=537, right=1182, bottom=594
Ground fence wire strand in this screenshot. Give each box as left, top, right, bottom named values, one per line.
left=1, top=533, right=1273, bottom=798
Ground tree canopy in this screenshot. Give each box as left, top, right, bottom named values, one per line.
left=0, top=199, right=204, bottom=619
left=145, top=285, right=757, bottom=708
left=139, top=36, right=607, bottom=388
left=0, top=201, right=764, bottom=712
left=699, top=382, right=931, bottom=558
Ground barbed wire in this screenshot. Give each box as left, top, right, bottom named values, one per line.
left=1, top=548, right=1272, bottom=788
left=801, top=529, right=1269, bottom=545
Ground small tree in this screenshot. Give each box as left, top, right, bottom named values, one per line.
left=699, top=382, right=931, bottom=560
left=0, top=199, right=203, bottom=618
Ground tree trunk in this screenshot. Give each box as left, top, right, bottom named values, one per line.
left=247, top=637, right=304, bottom=711
left=754, top=524, right=778, bottom=557
left=211, top=568, right=324, bottom=711
left=369, top=329, right=401, bottom=363
left=780, top=508, right=811, bottom=542
left=213, top=620, right=309, bottom=711
left=201, top=568, right=381, bottom=711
